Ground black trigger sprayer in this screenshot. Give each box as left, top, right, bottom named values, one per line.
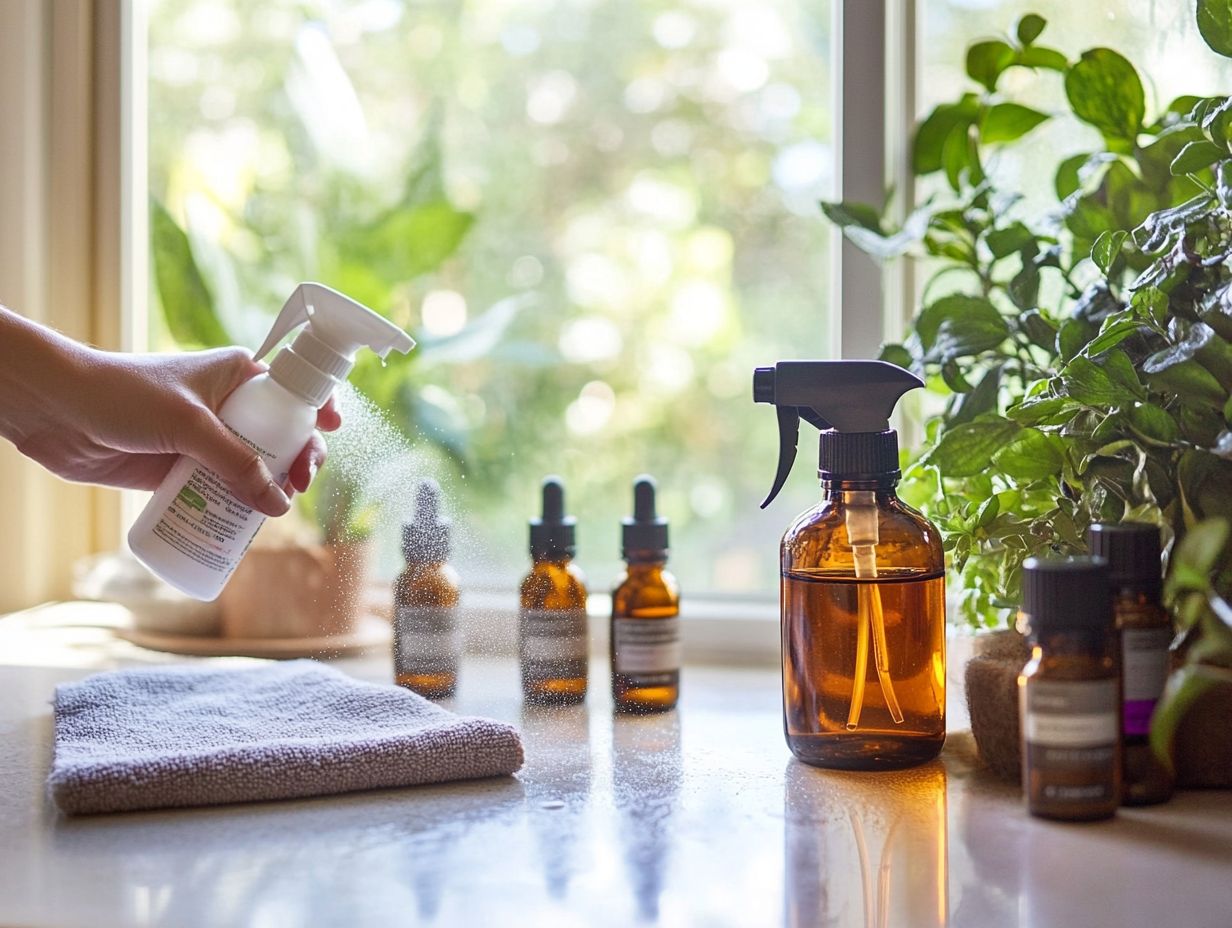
left=753, top=360, right=923, bottom=509
left=754, top=361, right=947, bottom=765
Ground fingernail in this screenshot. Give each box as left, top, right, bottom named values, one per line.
left=308, top=460, right=319, bottom=484
left=261, top=481, right=291, bottom=515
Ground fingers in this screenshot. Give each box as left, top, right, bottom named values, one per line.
left=180, top=408, right=290, bottom=516
left=287, top=431, right=328, bottom=494
left=316, top=395, right=342, bottom=432
left=191, top=347, right=263, bottom=408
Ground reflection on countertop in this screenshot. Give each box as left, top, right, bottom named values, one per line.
left=1, top=613, right=1231, bottom=928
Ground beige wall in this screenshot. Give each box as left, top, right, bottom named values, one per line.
left=0, top=1, right=146, bottom=612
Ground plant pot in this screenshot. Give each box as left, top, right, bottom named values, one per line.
left=218, top=540, right=372, bottom=640
left=1174, top=673, right=1232, bottom=789
left=964, top=628, right=1031, bottom=783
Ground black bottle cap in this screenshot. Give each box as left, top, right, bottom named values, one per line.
left=622, top=474, right=668, bottom=559
left=818, top=429, right=900, bottom=480
left=529, top=475, right=576, bottom=560
left=1087, top=522, right=1162, bottom=587
left=402, top=479, right=450, bottom=563
left=1020, top=556, right=1113, bottom=634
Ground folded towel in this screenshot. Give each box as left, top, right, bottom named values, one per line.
left=49, top=660, right=523, bottom=815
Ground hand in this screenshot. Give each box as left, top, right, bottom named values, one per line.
left=0, top=308, right=340, bottom=516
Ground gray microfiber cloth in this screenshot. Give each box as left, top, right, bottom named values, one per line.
left=48, top=659, right=524, bottom=815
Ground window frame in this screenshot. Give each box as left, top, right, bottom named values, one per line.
left=2, top=1, right=919, bottom=646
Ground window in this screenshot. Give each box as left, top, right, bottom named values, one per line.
left=146, top=0, right=838, bottom=598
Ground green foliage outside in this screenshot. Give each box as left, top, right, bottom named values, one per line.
left=147, top=0, right=832, bottom=590
left=825, top=3, right=1232, bottom=763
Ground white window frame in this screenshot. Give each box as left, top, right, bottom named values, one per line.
left=0, top=1, right=917, bottom=664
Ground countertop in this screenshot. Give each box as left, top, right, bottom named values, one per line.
left=1, top=605, right=1229, bottom=928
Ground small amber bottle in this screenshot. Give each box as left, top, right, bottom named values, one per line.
left=520, top=476, right=588, bottom=704
left=1089, top=522, right=1174, bottom=806
left=1018, top=556, right=1121, bottom=821
left=393, top=480, right=461, bottom=698
left=611, top=475, right=680, bottom=713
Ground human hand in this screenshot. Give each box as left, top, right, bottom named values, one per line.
left=0, top=309, right=340, bottom=516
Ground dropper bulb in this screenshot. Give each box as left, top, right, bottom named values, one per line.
left=414, top=479, right=441, bottom=525
left=541, top=476, right=565, bottom=522
left=632, top=475, right=657, bottom=522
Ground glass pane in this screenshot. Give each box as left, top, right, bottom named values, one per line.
left=147, top=0, right=835, bottom=596
left=920, top=1, right=1227, bottom=212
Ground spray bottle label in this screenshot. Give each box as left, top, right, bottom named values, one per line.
left=149, top=431, right=277, bottom=577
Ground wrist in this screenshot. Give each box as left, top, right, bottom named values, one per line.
left=0, top=306, right=95, bottom=446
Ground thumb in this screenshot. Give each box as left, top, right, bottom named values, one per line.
left=180, top=408, right=290, bottom=516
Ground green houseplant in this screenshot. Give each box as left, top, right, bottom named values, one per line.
left=824, top=6, right=1232, bottom=783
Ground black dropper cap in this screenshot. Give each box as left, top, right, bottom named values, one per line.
left=1087, top=522, right=1162, bottom=589
left=622, top=474, right=668, bottom=560
left=402, top=479, right=450, bottom=564
left=529, top=475, right=576, bottom=560
left=1020, top=556, right=1113, bottom=634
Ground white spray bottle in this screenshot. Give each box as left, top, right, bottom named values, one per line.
left=128, top=283, right=415, bottom=601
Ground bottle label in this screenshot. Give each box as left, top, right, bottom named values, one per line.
left=520, top=608, right=588, bottom=663
left=1122, top=626, right=1171, bottom=736
left=613, top=617, right=681, bottom=676
left=149, top=429, right=278, bottom=579
left=1021, top=679, right=1118, bottom=804
left=394, top=606, right=459, bottom=675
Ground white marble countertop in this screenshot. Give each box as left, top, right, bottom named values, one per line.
left=1, top=604, right=1229, bottom=928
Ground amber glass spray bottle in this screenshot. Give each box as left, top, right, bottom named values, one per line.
left=754, top=361, right=946, bottom=770
left=1088, top=522, right=1173, bottom=805
left=611, top=475, right=681, bottom=712
left=393, top=480, right=460, bottom=698
left=520, top=476, right=589, bottom=704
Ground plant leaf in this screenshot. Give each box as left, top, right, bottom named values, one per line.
left=918, top=298, right=1010, bottom=363
left=992, top=428, right=1063, bottom=480
left=1091, top=229, right=1128, bottom=274
left=913, top=97, right=979, bottom=174
left=820, top=200, right=885, bottom=234
left=1061, top=356, right=1137, bottom=407
left=1197, top=0, right=1232, bottom=58
left=1017, top=46, right=1068, bottom=71
left=980, top=103, right=1050, bottom=144
left=1016, top=13, right=1046, bottom=46
left=949, top=364, right=1002, bottom=426
left=1127, top=402, right=1180, bottom=444
left=924, top=418, right=1022, bottom=477
left=149, top=198, right=230, bottom=348
left=1064, top=48, right=1145, bottom=143
left=966, top=40, right=1015, bottom=92
left=1171, top=139, right=1226, bottom=175
left=1148, top=359, right=1227, bottom=408
left=1149, top=663, right=1224, bottom=774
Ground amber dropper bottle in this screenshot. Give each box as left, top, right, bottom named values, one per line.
left=393, top=480, right=461, bottom=698
left=1088, top=522, right=1174, bottom=806
left=1018, top=556, right=1121, bottom=822
left=520, top=476, right=589, bottom=704
left=611, top=475, right=681, bottom=713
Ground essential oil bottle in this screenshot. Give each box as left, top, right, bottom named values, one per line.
left=1088, top=522, right=1174, bottom=806
left=519, top=476, right=588, bottom=704
left=611, top=475, right=681, bottom=713
left=393, top=480, right=460, bottom=698
left=754, top=361, right=946, bottom=770
left=1018, top=556, right=1121, bottom=821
